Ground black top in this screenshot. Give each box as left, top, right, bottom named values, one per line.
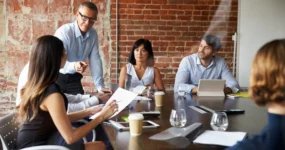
left=227, top=113, right=285, bottom=150
left=17, top=83, right=68, bottom=149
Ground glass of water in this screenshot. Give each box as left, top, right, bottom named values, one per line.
left=178, top=85, right=186, bottom=97
left=210, top=112, right=229, bottom=131
left=169, top=109, right=187, bottom=127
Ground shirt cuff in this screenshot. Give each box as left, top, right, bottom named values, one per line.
left=66, top=61, right=76, bottom=73
left=230, top=87, right=239, bottom=93
left=96, top=86, right=103, bottom=91
left=81, top=94, right=91, bottom=100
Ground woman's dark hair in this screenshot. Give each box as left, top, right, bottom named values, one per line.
left=19, top=35, right=64, bottom=122
left=128, top=39, right=154, bottom=66
left=201, top=35, right=221, bottom=51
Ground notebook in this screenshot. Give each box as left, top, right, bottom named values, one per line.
left=197, top=79, right=225, bottom=98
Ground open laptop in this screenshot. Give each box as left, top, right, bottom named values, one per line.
left=197, top=79, right=225, bottom=98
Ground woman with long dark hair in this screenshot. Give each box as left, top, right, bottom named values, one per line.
left=17, top=35, right=117, bottom=150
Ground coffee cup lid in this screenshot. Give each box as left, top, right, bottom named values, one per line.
left=128, top=113, right=144, bottom=120
left=154, top=91, right=165, bottom=95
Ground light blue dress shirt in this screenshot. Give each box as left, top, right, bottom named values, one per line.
left=174, top=53, right=240, bottom=93
left=54, top=21, right=104, bottom=90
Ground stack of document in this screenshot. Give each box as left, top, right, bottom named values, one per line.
left=193, top=130, right=247, bottom=147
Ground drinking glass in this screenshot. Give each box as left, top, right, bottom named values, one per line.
left=210, top=112, right=229, bottom=131
left=169, top=109, right=187, bottom=127
left=178, top=85, right=186, bottom=97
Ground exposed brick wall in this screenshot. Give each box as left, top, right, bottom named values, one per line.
left=0, top=0, right=111, bottom=117
left=110, top=0, right=238, bottom=89
left=0, top=0, right=238, bottom=116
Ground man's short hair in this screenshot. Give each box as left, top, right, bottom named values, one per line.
left=201, top=35, right=221, bottom=51
left=78, top=2, right=98, bottom=13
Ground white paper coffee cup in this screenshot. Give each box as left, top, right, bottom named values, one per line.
left=154, top=91, right=165, bottom=106
left=128, top=113, right=144, bottom=136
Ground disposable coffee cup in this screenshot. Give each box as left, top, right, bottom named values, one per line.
left=154, top=91, right=165, bottom=106
left=128, top=113, right=144, bottom=136
left=128, top=136, right=139, bottom=149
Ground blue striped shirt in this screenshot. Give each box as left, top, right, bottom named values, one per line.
left=54, top=21, right=104, bottom=90
left=174, top=53, right=240, bottom=93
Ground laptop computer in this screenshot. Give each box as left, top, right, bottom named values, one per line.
left=197, top=79, right=225, bottom=98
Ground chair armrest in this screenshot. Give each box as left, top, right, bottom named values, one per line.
left=20, top=145, right=70, bottom=150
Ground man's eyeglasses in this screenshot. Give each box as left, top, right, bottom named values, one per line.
left=78, top=11, right=96, bottom=23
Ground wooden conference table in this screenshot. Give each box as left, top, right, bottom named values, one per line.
left=103, top=91, right=267, bottom=150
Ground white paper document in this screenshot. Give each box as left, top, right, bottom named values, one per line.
left=132, top=85, right=146, bottom=95
left=89, top=88, right=138, bottom=119
left=133, top=96, right=152, bottom=101
left=193, top=130, right=247, bottom=147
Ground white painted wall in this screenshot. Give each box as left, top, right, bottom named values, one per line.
left=237, top=0, right=285, bottom=87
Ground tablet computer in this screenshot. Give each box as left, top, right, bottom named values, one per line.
left=109, top=120, right=159, bottom=131
left=197, top=79, right=225, bottom=98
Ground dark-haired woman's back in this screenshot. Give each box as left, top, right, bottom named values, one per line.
left=17, top=83, right=70, bottom=148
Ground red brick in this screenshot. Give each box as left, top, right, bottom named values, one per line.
left=161, top=5, right=177, bottom=9
left=152, top=0, right=167, bottom=4
left=161, top=15, right=176, bottom=20
left=155, top=63, right=169, bottom=68
left=7, top=0, right=22, bottom=13
left=7, top=51, right=29, bottom=76
left=177, top=5, right=194, bottom=10
left=8, top=19, right=32, bottom=45
left=157, top=58, right=171, bottom=63
left=159, top=36, right=175, bottom=41
left=150, top=21, right=166, bottom=26
left=158, top=26, right=173, bottom=31
left=144, top=15, right=160, bottom=20
left=134, top=10, right=142, bottom=14
left=49, top=0, right=71, bottom=14
left=32, top=20, right=56, bottom=41
left=24, top=0, right=48, bottom=14
left=135, top=0, right=151, bottom=3
left=145, top=5, right=161, bottom=9
left=120, top=0, right=135, bottom=3
left=172, top=58, right=182, bottom=62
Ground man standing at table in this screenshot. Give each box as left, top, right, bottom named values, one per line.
left=174, top=34, right=240, bottom=94
left=55, top=1, right=111, bottom=95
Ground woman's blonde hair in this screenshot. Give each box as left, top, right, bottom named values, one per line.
left=19, top=35, right=64, bottom=123
left=249, top=39, right=285, bottom=106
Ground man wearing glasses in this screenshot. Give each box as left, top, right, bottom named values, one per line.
left=54, top=2, right=111, bottom=95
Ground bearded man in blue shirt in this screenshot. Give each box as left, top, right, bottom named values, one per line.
left=174, top=35, right=240, bottom=94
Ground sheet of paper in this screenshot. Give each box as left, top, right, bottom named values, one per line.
left=89, top=88, right=138, bottom=119
left=132, top=85, right=146, bottom=95
left=234, top=92, right=249, bottom=98
left=133, top=96, right=152, bottom=101
left=193, top=130, right=247, bottom=147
